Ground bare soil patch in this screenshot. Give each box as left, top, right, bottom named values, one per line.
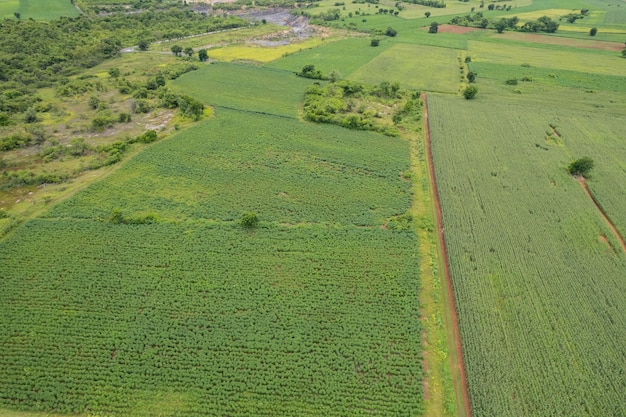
left=430, top=24, right=483, bottom=35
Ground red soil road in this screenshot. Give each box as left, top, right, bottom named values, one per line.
left=577, top=177, right=626, bottom=254
left=421, top=93, right=472, bottom=417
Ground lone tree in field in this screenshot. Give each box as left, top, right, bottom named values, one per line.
left=424, top=11, right=431, bottom=18
left=567, top=157, right=594, bottom=177
left=184, top=47, right=194, bottom=57
left=467, top=71, right=477, bottom=83
left=428, top=21, right=439, bottom=33
left=240, top=212, right=259, bottom=228
left=137, top=39, right=150, bottom=51
left=495, top=19, right=507, bottom=33
left=589, top=27, right=597, bottom=36
left=198, top=49, right=208, bottom=62
left=171, top=45, right=183, bottom=56
left=463, top=85, right=478, bottom=99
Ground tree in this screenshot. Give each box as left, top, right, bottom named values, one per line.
left=108, top=67, right=120, bottom=78
left=487, top=3, right=494, bottom=10
left=184, top=47, right=194, bottom=57
left=463, top=85, right=478, bottom=99
left=424, top=11, right=431, bottom=18
left=14, top=12, right=20, bottom=19
left=428, top=21, right=439, bottom=33
left=24, top=107, right=38, bottom=123
left=589, top=27, right=597, bottom=36
left=467, top=71, right=477, bottom=83
left=495, top=19, right=507, bottom=33
left=171, top=45, right=183, bottom=56
left=88, top=96, right=100, bottom=110
left=371, top=38, right=380, bottom=47
left=622, top=48, right=626, bottom=58
left=240, top=212, right=258, bottom=228
left=137, top=39, right=150, bottom=51
left=567, top=157, right=594, bottom=177
left=385, top=27, right=397, bottom=37
left=198, top=49, right=208, bottom=62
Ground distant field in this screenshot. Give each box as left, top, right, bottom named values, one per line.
left=349, top=43, right=460, bottom=93
left=204, top=38, right=326, bottom=63
left=428, top=93, right=626, bottom=417
left=0, top=0, right=78, bottom=20
left=266, top=37, right=394, bottom=79
left=172, top=63, right=312, bottom=117
left=468, top=40, right=625, bottom=76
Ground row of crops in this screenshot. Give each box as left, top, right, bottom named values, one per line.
left=0, top=221, right=423, bottom=416
left=428, top=94, right=626, bottom=417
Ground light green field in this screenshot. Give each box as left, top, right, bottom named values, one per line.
left=266, top=36, right=394, bottom=78
left=349, top=43, right=460, bottom=92
left=0, top=0, right=18, bottom=18
left=0, top=0, right=79, bottom=20
left=468, top=40, right=626, bottom=76
left=171, top=63, right=313, bottom=118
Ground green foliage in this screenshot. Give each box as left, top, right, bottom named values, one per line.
left=240, top=211, right=259, bottom=227
left=136, top=130, right=158, bottom=144
left=463, top=85, right=478, bottom=99
left=385, top=27, right=398, bottom=37
left=428, top=21, right=439, bottom=33
left=589, top=27, right=597, bottom=36
left=370, top=38, right=380, bottom=47
left=467, top=71, right=477, bottom=83
left=0, top=132, right=33, bottom=151
left=567, top=156, right=594, bottom=177
left=171, top=45, right=183, bottom=56
left=303, top=80, right=410, bottom=137
left=297, top=64, right=327, bottom=80
left=198, top=48, right=209, bottom=62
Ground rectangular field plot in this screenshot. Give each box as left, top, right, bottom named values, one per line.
left=0, top=220, right=422, bottom=416
left=21, top=0, right=78, bottom=19
left=172, top=63, right=313, bottom=118
left=349, top=44, right=459, bottom=93
left=266, top=37, right=393, bottom=79
left=45, top=108, right=411, bottom=227
left=427, top=94, right=626, bottom=417
left=468, top=40, right=625, bottom=76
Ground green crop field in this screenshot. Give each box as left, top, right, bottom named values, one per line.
left=427, top=93, right=626, bottom=416
left=0, top=0, right=78, bottom=20
left=350, top=44, right=460, bottom=93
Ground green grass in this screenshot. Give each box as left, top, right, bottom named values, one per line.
left=468, top=39, right=626, bottom=76
left=349, top=43, right=460, bottom=92
left=266, top=37, right=394, bottom=78
left=427, top=93, right=626, bottom=417
left=0, top=220, right=422, bottom=417
left=0, top=0, right=18, bottom=18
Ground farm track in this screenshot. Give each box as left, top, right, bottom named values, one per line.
left=577, top=177, right=626, bottom=254
left=422, top=93, right=471, bottom=417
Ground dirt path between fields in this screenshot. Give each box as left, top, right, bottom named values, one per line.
left=577, top=177, right=626, bottom=254
left=422, top=93, right=472, bottom=417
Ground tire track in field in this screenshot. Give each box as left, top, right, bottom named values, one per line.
left=422, top=93, right=472, bottom=417
left=577, top=177, right=626, bottom=254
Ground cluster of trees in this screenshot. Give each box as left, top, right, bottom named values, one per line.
left=403, top=0, right=445, bottom=7
left=449, top=12, right=558, bottom=34
left=303, top=79, right=421, bottom=136
left=561, top=9, right=589, bottom=24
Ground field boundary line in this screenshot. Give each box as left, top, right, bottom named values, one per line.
left=421, top=93, right=472, bottom=417
left=577, top=177, right=626, bottom=254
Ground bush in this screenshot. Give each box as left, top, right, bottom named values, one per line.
left=505, top=78, right=518, bottom=85
left=385, top=27, right=397, bottom=37
left=240, top=212, right=259, bottom=228
left=463, top=85, right=478, bottom=99
left=428, top=21, right=439, bottom=33
left=136, top=130, right=158, bottom=144
left=371, top=38, right=380, bottom=47
left=589, top=27, right=597, bottom=36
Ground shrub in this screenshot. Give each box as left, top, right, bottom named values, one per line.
left=371, top=38, right=380, bottom=47
left=567, top=157, right=594, bottom=177
left=463, top=85, right=478, bottom=99
left=240, top=212, right=259, bottom=228
left=589, top=27, right=597, bottom=36
left=385, top=27, right=397, bottom=37
left=505, top=78, right=518, bottom=85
